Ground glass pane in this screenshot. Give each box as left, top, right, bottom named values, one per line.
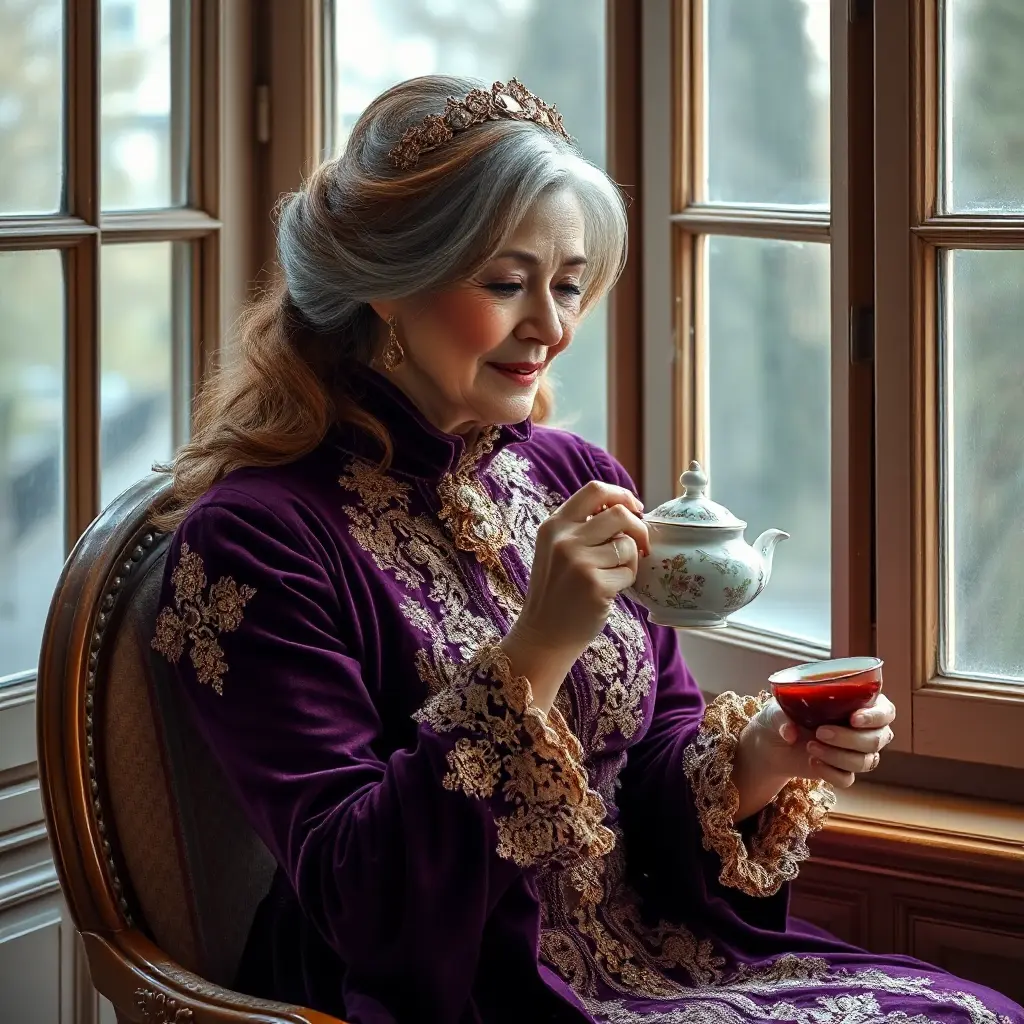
left=0, top=0, right=64, bottom=215
left=0, top=250, right=65, bottom=681
left=944, top=0, right=1024, bottom=213
left=705, top=236, right=831, bottom=646
left=704, top=0, right=830, bottom=209
left=101, top=0, right=187, bottom=211
left=941, top=250, right=1024, bottom=681
left=100, top=241, right=185, bottom=508
left=329, top=0, right=607, bottom=446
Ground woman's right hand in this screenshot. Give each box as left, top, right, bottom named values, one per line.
left=499, top=481, right=649, bottom=712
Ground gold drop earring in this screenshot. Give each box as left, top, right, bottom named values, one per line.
left=379, top=315, right=405, bottom=372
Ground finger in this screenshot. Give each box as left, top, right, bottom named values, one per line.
left=780, top=721, right=800, bottom=745
left=813, top=724, right=893, bottom=754
left=807, top=741, right=880, bottom=776
left=597, top=534, right=638, bottom=572
left=602, top=564, right=642, bottom=596
left=757, top=699, right=804, bottom=744
left=807, top=757, right=856, bottom=789
left=850, top=694, right=896, bottom=729
left=557, top=481, right=644, bottom=523
left=578, top=504, right=649, bottom=556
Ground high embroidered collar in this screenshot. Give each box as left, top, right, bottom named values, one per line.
left=332, top=364, right=533, bottom=482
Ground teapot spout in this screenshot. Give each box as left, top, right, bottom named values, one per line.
left=753, top=529, right=790, bottom=584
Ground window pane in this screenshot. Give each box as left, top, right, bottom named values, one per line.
left=101, top=0, right=187, bottom=211
left=0, top=250, right=65, bottom=681
left=941, top=250, right=1024, bottom=681
left=705, top=236, right=831, bottom=647
left=0, top=0, right=64, bottom=215
left=328, top=0, right=607, bottom=446
left=100, top=241, right=187, bottom=508
left=944, top=0, right=1024, bottom=213
left=704, top=0, right=830, bottom=209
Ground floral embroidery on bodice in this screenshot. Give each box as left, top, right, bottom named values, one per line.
left=337, top=434, right=654, bottom=771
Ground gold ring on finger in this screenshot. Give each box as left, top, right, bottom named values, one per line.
left=865, top=751, right=880, bottom=772
left=612, top=538, right=624, bottom=567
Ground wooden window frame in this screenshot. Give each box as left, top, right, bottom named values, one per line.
left=253, top=0, right=323, bottom=275
left=650, top=0, right=1024, bottom=787
left=608, top=0, right=645, bottom=487
left=875, top=0, right=1024, bottom=773
left=0, top=0, right=256, bottom=692
left=644, top=0, right=874, bottom=691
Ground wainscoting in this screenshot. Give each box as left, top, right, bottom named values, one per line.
left=794, top=785, right=1024, bottom=1005
left=0, top=680, right=115, bottom=1024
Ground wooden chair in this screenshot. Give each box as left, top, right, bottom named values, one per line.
left=37, top=474, right=344, bottom=1024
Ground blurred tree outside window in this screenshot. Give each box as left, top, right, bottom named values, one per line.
left=939, top=0, right=1024, bottom=683
left=1, top=0, right=194, bottom=683
left=695, top=0, right=832, bottom=647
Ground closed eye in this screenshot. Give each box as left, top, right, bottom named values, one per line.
left=486, top=282, right=582, bottom=297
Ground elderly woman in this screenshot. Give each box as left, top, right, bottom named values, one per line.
left=151, top=76, right=1020, bottom=1024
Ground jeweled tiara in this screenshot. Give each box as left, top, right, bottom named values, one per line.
left=388, top=78, right=574, bottom=171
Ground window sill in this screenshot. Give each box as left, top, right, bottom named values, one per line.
left=819, top=781, right=1024, bottom=885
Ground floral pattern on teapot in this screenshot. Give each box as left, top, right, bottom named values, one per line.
left=628, top=462, right=786, bottom=630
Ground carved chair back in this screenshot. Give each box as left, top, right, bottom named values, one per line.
left=37, top=473, right=340, bottom=1024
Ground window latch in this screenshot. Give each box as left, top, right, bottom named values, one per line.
left=850, top=305, right=874, bottom=365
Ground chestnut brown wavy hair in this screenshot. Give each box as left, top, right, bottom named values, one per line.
left=153, top=75, right=627, bottom=531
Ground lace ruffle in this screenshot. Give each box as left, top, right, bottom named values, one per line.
left=682, top=691, right=835, bottom=897
left=415, top=645, right=615, bottom=869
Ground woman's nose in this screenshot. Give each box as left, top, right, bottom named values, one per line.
left=523, top=295, right=565, bottom=347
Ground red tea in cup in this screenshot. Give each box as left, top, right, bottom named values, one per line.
left=769, top=657, right=883, bottom=731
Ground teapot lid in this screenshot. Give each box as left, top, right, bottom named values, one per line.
left=645, top=461, right=745, bottom=529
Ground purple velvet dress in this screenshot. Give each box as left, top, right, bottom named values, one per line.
left=153, top=367, right=1022, bottom=1024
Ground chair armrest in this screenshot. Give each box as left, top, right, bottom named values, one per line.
left=82, top=929, right=346, bottom=1024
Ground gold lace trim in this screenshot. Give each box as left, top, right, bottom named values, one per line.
left=151, top=542, right=256, bottom=696
left=436, top=426, right=512, bottom=572
left=682, top=691, right=835, bottom=898
left=486, top=449, right=655, bottom=755
left=414, top=644, right=615, bottom=869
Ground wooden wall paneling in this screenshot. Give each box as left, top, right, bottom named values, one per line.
left=793, top=860, right=896, bottom=954
left=0, top=891, right=79, bottom=1024
left=891, top=883, right=1024, bottom=1003
left=0, top=778, right=44, bottom=839
left=0, top=677, right=87, bottom=1024
left=789, top=865, right=873, bottom=948
left=795, top=811, right=1024, bottom=1004
left=0, top=681, right=39, bottom=775
left=900, top=914, right=1024, bottom=1004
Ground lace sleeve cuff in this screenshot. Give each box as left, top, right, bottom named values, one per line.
left=681, top=691, right=835, bottom=898
left=413, top=644, right=615, bottom=870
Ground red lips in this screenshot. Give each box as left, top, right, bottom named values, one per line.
left=489, top=361, right=544, bottom=387
left=491, top=362, right=543, bottom=373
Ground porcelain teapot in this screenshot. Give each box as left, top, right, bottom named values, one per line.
left=628, top=462, right=789, bottom=629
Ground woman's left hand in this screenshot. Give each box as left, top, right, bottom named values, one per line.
left=743, top=694, right=897, bottom=790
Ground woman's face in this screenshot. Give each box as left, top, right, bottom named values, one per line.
left=374, top=188, right=587, bottom=436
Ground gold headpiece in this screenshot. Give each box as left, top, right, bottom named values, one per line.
left=388, top=78, right=574, bottom=171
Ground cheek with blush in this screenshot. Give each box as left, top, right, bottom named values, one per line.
left=425, top=289, right=512, bottom=359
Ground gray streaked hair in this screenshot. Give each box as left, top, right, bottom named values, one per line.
left=276, top=75, right=627, bottom=352
left=153, top=75, right=628, bottom=530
